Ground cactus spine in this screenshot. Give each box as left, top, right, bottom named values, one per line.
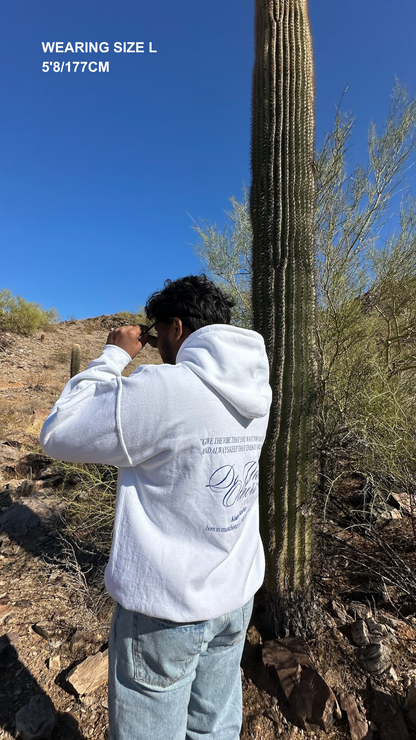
left=70, top=344, right=81, bottom=378
left=250, top=0, right=316, bottom=602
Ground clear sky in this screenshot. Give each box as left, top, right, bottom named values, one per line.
left=1, top=0, right=415, bottom=319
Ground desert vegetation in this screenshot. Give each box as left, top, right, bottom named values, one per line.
left=194, top=83, right=416, bottom=530
left=0, top=289, right=59, bottom=336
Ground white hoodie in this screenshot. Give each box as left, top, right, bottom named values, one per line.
left=40, top=324, right=272, bottom=621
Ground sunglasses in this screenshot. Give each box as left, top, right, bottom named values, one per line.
left=139, top=321, right=158, bottom=348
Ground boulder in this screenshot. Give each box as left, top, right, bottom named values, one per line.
left=0, top=497, right=64, bottom=537
left=262, top=638, right=341, bottom=731
left=370, top=688, right=409, bottom=740
left=359, top=642, right=391, bottom=674
left=15, top=695, right=56, bottom=740
left=340, top=693, right=372, bottom=740
left=66, top=649, right=108, bottom=696
left=351, top=619, right=370, bottom=647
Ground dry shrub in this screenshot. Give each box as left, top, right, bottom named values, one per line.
left=0, top=289, right=59, bottom=336
left=58, top=462, right=117, bottom=554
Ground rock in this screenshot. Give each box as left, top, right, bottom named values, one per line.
left=66, top=649, right=109, bottom=695
left=0, top=603, right=12, bottom=623
left=387, top=492, right=412, bottom=515
left=0, top=443, right=21, bottom=462
left=404, top=669, right=416, bottom=687
left=331, top=626, right=345, bottom=641
left=246, top=625, right=262, bottom=646
left=262, top=638, right=341, bottom=731
left=37, top=467, right=60, bottom=479
left=36, top=465, right=63, bottom=485
left=0, top=481, right=19, bottom=496
left=377, top=613, right=401, bottom=629
left=370, top=688, right=410, bottom=740
left=263, top=637, right=311, bottom=700
left=347, top=602, right=372, bottom=620
left=384, top=625, right=399, bottom=644
left=359, top=642, right=391, bottom=674
left=324, top=667, right=343, bottom=688
left=17, top=453, right=51, bottom=473
left=33, top=621, right=60, bottom=640
left=351, top=619, right=370, bottom=647
left=331, top=600, right=349, bottom=623
left=366, top=617, right=386, bottom=644
left=377, top=505, right=402, bottom=520
left=15, top=694, right=56, bottom=740
left=15, top=599, right=32, bottom=608
left=46, top=655, right=61, bottom=672
left=340, top=693, right=372, bottom=740
left=0, top=497, right=64, bottom=536
left=69, top=630, right=86, bottom=654
left=387, top=666, right=399, bottom=681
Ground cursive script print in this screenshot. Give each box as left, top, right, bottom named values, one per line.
left=206, top=462, right=259, bottom=507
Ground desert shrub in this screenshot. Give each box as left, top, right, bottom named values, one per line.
left=0, top=289, right=59, bottom=335
left=352, top=365, right=416, bottom=490
left=59, top=462, right=117, bottom=554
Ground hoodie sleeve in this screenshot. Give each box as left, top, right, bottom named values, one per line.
left=40, top=344, right=134, bottom=466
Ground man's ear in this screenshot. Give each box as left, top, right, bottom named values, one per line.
left=171, top=317, right=191, bottom=344
left=172, top=317, right=183, bottom=340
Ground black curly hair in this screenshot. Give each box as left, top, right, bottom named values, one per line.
left=145, top=274, right=235, bottom=333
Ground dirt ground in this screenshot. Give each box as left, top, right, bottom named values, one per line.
left=1, top=318, right=416, bottom=740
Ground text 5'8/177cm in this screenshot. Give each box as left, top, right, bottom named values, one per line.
left=42, top=61, right=110, bottom=73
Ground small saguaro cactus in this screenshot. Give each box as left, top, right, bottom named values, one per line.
left=70, top=344, right=81, bottom=378
left=250, top=0, right=316, bottom=628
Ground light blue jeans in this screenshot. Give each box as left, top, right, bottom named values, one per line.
left=108, top=598, right=253, bottom=740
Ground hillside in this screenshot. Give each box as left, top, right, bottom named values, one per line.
left=0, top=316, right=161, bottom=443
left=1, top=319, right=416, bottom=740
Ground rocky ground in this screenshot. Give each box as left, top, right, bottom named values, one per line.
left=1, top=318, right=416, bottom=740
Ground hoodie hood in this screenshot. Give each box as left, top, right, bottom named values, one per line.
left=176, top=324, right=272, bottom=420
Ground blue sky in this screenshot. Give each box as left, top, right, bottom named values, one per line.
left=1, top=0, right=415, bottom=319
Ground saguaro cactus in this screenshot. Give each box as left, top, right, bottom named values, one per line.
left=70, top=344, right=81, bottom=378
left=250, top=0, right=316, bottom=612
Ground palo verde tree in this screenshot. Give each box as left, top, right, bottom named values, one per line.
left=250, top=0, right=316, bottom=633
left=193, top=84, right=416, bottom=465
left=192, top=188, right=252, bottom=328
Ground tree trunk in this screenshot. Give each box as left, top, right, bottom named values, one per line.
left=250, top=0, right=316, bottom=636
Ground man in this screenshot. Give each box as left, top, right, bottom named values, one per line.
left=40, top=274, right=271, bottom=740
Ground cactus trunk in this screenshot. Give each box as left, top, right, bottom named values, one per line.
left=250, top=0, right=316, bottom=604
left=70, top=344, right=81, bottom=378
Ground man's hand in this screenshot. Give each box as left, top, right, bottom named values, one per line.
left=106, top=325, right=149, bottom=359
